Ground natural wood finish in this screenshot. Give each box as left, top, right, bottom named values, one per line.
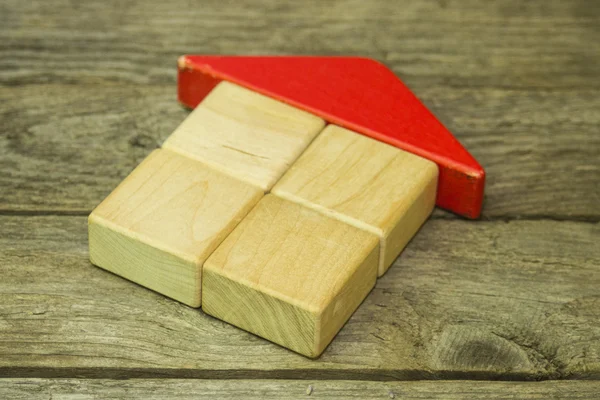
left=2, top=379, right=600, bottom=400
left=1, top=215, right=598, bottom=379
left=163, top=81, right=325, bottom=191
left=203, top=195, right=380, bottom=357
left=2, top=0, right=599, bottom=391
left=274, top=125, right=438, bottom=276
left=89, top=149, right=263, bottom=307
left=2, top=1, right=597, bottom=90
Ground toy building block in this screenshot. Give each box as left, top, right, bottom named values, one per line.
left=177, top=55, right=485, bottom=219
left=88, top=149, right=263, bottom=307
left=273, top=125, right=438, bottom=276
left=202, top=194, right=379, bottom=358
left=163, top=81, right=326, bottom=191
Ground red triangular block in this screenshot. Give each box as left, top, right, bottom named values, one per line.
left=178, top=55, right=485, bottom=219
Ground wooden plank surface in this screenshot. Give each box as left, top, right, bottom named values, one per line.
left=1, top=0, right=599, bottom=390
left=1, top=215, right=598, bottom=380
left=1, top=0, right=598, bottom=89
left=1, top=0, right=599, bottom=219
left=2, top=379, right=600, bottom=400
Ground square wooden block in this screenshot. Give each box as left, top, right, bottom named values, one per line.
left=202, top=194, right=379, bottom=358
left=88, top=149, right=263, bottom=307
left=163, top=81, right=326, bottom=191
left=273, top=125, right=439, bottom=276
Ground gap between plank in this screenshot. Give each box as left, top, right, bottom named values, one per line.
left=0, top=367, right=584, bottom=381
left=0, top=210, right=598, bottom=224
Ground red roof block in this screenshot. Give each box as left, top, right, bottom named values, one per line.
left=177, top=55, right=485, bottom=219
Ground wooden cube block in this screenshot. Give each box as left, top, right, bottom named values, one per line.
left=202, top=194, right=379, bottom=358
left=163, top=81, right=326, bottom=191
left=272, top=125, right=438, bottom=276
left=88, top=149, right=263, bottom=307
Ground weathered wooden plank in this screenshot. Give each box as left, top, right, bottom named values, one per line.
left=0, top=84, right=186, bottom=214
left=2, top=379, right=600, bottom=400
left=1, top=216, right=598, bottom=379
left=1, top=83, right=597, bottom=219
left=1, top=0, right=598, bottom=89
left=2, top=0, right=598, bottom=218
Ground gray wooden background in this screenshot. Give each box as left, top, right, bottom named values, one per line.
left=1, top=0, right=599, bottom=398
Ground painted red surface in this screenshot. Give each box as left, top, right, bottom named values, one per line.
left=178, top=55, right=485, bottom=219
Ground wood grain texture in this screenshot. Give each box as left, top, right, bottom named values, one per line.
left=1, top=0, right=599, bottom=389
left=273, top=125, right=438, bottom=276
left=89, top=149, right=263, bottom=307
left=163, top=81, right=325, bottom=191
left=1, top=0, right=598, bottom=219
left=2, top=379, right=600, bottom=400
left=1, top=84, right=596, bottom=220
left=203, top=195, right=380, bottom=357
left=1, top=215, right=598, bottom=379
left=1, top=0, right=598, bottom=89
